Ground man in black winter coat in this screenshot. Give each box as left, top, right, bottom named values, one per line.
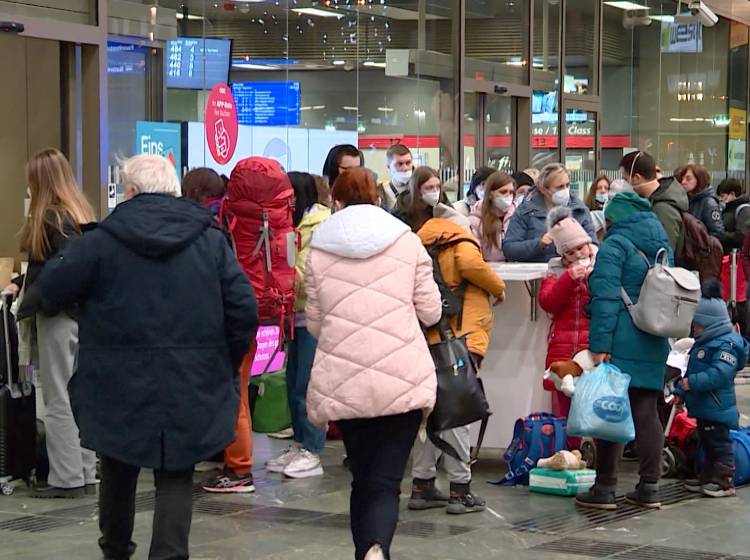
left=38, top=154, right=258, bottom=560
left=718, top=177, right=750, bottom=254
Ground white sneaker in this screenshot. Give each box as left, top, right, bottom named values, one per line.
left=283, top=449, right=324, bottom=479
left=364, top=544, right=385, bottom=560
left=265, top=444, right=300, bottom=473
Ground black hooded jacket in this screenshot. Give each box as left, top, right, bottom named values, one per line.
left=38, top=194, right=258, bottom=470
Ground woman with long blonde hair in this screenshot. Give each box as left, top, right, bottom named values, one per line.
left=16, top=148, right=98, bottom=498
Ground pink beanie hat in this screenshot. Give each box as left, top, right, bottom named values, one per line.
left=546, top=206, right=591, bottom=255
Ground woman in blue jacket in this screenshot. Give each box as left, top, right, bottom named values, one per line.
left=576, top=192, right=672, bottom=511
left=503, top=163, right=596, bottom=262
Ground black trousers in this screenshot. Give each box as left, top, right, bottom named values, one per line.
left=98, top=456, right=194, bottom=560
left=698, top=419, right=735, bottom=479
left=595, top=388, right=664, bottom=486
left=338, top=410, right=422, bottom=560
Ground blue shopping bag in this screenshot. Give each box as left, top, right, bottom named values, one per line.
left=567, top=363, right=635, bottom=444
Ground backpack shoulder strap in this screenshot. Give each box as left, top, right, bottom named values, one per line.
left=736, top=203, right=750, bottom=220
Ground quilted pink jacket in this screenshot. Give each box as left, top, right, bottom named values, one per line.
left=304, top=204, right=442, bottom=425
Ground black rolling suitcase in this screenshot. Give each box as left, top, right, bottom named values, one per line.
left=0, top=290, right=38, bottom=495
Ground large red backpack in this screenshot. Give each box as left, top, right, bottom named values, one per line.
left=225, top=157, right=296, bottom=331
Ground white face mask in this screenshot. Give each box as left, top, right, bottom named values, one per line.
left=475, top=187, right=485, bottom=201
left=492, top=195, right=513, bottom=212
left=422, top=191, right=440, bottom=207
left=551, top=188, right=570, bottom=207
left=391, top=168, right=413, bottom=187
left=576, top=257, right=592, bottom=268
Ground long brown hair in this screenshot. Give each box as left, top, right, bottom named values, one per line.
left=20, top=148, right=95, bottom=260
left=406, top=166, right=440, bottom=232
left=480, top=172, right=515, bottom=250
left=585, top=175, right=610, bottom=210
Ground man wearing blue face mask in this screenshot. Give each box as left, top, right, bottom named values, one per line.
left=378, top=143, right=414, bottom=212
left=503, top=163, right=596, bottom=263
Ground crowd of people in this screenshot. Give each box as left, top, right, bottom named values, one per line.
left=3, top=143, right=747, bottom=560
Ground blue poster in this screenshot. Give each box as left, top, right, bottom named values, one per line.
left=135, top=121, right=182, bottom=174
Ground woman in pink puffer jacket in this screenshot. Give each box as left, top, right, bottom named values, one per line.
left=305, top=168, right=441, bottom=560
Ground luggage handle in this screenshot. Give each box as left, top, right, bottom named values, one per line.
left=2, top=290, right=14, bottom=388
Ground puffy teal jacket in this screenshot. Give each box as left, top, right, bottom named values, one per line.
left=673, top=331, right=748, bottom=428
left=588, top=212, right=672, bottom=391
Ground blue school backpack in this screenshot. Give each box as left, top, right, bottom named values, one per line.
left=696, top=426, right=750, bottom=486
left=490, top=413, right=567, bottom=486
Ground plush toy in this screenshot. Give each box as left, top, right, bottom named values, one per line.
left=537, top=450, right=587, bottom=471
left=544, top=349, right=597, bottom=397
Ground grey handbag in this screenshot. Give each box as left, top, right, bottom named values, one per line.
left=620, top=248, right=700, bottom=338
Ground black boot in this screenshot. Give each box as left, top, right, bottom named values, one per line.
left=446, top=482, right=485, bottom=515
left=408, top=478, right=449, bottom=510
left=625, top=480, right=661, bottom=509
left=576, top=483, right=617, bottom=511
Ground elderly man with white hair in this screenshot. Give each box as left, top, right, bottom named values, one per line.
left=37, top=154, right=258, bottom=560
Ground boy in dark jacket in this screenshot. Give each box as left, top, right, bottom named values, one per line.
left=673, top=281, right=749, bottom=498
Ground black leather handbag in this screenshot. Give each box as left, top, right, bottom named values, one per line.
left=427, top=319, right=491, bottom=464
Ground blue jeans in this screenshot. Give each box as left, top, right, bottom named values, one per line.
left=287, top=326, right=325, bottom=453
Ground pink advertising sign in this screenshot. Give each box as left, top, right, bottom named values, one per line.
left=251, top=325, right=286, bottom=376
left=204, top=83, right=238, bottom=165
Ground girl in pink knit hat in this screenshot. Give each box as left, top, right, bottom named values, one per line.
left=538, top=206, right=597, bottom=447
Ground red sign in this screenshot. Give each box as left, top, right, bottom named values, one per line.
left=205, top=83, right=238, bottom=165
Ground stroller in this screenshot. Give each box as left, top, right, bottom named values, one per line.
left=660, top=338, right=700, bottom=478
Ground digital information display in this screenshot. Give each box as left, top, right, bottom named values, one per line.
left=166, top=37, right=231, bottom=89
left=231, top=81, right=301, bottom=127
left=107, top=42, right=146, bottom=75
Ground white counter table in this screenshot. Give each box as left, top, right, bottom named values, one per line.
left=472, top=262, right=552, bottom=449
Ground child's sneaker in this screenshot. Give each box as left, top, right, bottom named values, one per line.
left=702, top=483, right=736, bottom=498
left=702, top=464, right=735, bottom=498
left=201, top=470, right=255, bottom=493
left=408, top=478, right=449, bottom=510
left=283, top=450, right=324, bottom=479
left=446, top=483, right=485, bottom=515
left=266, top=444, right=300, bottom=473
left=683, top=478, right=703, bottom=493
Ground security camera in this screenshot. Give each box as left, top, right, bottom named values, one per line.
left=0, top=21, right=24, bottom=33
left=623, top=9, right=652, bottom=29
left=674, top=0, right=718, bottom=27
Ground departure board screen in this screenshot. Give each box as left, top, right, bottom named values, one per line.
left=231, top=82, right=301, bottom=126
left=166, top=37, right=231, bottom=89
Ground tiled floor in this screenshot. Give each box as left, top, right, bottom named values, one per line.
left=2, top=386, right=750, bottom=559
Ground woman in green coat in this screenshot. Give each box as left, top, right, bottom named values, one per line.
left=576, top=192, right=672, bottom=512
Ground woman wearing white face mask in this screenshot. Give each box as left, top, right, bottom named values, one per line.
left=395, top=167, right=471, bottom=233
left=453, top=166, right=496, bottom=217
left=503, top=163, right=596, bottom=263
left=468, top=171, right=517, bottom=262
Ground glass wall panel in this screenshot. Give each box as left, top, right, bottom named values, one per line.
left=564, top=0, right=596, bottom=95
left=486, top=95, right=514, bottom=171
left=532, top=0, right=560, bottom=91
left=565, top=110, right=597, bottom=199
left=601, top=0, right=746, bottom=185
left=465, top=0, right=530, bottom=85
